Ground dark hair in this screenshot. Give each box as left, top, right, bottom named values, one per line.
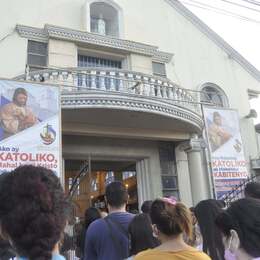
left=128, top=213, right=159, bottom=256
left=245, top=182, right=260, bottom=199
left=105, top=181, right=128, bottom=208
left=194, top=199, right=225, bottom=260
left=78, top=207, right=101, bottom=256
left=150, top=199, right=192, bottom=238
left=141, top=200, right=153, bottom=214
left=84, top=207, right=101, bottom=230
left=13, top=87, right=27, bottom=101
left=0, top=165, right=70, bottom=260
left=216, top=198, right=260, bottom=258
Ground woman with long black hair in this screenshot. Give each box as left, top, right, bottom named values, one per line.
left=194, top=199, right=225, bottom=260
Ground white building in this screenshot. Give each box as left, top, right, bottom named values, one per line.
left=1, top=0, right=260, bottom=215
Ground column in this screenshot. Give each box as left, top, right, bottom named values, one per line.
left=136, top=159, right=151, bottom=204
left=181, top=137, right=209, bottom=205
left=136, top=157, right=162, bottom=210
left=175, top=145, right=193, bottom=207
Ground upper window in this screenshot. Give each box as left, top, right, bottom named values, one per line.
left=152, top=62, right=167, bottom=78
left=27, top=40, right=47, bottom=69
left=90, top=2, right=120, bottom=37
left=201, top=84, right=228, bottom=107
left=78, top=54, right=122, bottom=68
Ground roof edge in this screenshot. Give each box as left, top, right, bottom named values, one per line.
left=165, top=0, right=260, bottom=82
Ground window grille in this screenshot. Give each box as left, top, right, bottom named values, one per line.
left=27, top=40, right=47, bottom=68
left=152, top=62, right=167, bottom=78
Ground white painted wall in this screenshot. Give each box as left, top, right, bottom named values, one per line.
left=129, top=54, right=153, bottom=74
left=48, top=39, right=77, bottom=68
left=0, top=32, right=27, bottom=78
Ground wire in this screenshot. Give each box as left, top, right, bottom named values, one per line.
left=217, top=0, right=260, bottom=13
left=240, top=0, right=260, bottom=6
left=181, top=0, right=260, bottom=24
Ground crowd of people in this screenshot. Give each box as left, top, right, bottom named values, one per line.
left=0, top=165, right=260, bottom=260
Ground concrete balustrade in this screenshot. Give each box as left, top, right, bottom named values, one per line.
left=15, top=67, right=200, bottom=113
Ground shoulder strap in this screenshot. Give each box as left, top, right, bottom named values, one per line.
left=104, top=216, right=129, bottom=259
left=106, top=215, right=129, bottom=237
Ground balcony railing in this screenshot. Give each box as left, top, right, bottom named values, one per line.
left=15, top=67, right=202, bottom=113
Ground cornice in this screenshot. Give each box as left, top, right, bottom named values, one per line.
left=153, top=51, right=173, bottom=64
left=61, top=90, right=203, bottom=132
left=16, top=24, right=173, bottom=63
left=178, top=137, right=206, bottom=152
left=16, top=25, right=48, bottom=42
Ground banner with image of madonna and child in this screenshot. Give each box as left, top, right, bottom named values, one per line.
left=0, top=79, right=61, bottom=176
left=203, top=107, right=248, bottom=199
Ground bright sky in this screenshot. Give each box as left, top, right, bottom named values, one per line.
left=181, top=0, right=260, bottom=124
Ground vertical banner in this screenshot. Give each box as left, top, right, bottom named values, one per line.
left=203, top=107, right=248, bottom=199
left=0, top=79, right=61, bottom=177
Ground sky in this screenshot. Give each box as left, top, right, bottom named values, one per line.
left=180, top=0, right=260, bottom=124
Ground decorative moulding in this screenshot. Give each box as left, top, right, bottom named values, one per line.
left=179, top=138, right=206, bottom=152
left=16, top=25, right=48, bottom=42
left=16, top=24, right=173, bottom=63
left=61, top=91, right=203, bottom=131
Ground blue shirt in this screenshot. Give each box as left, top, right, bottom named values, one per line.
left=18, top=254, right=65, bottom=260
left=84, top=212, right=134, bottom=260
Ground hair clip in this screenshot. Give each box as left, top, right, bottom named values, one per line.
left=162, top=196, right=177, bottom=206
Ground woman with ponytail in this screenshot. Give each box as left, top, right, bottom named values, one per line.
left=135, top=197, right=211, bottom=260
left=0, top=165, right=70, bottom=260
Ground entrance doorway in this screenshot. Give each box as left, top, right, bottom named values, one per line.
left=64, top=159, right=138, bottom=218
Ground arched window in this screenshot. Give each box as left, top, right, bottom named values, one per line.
left=85, top=0, right=123, bottom=38
left=201, top=83, right=228, bottom=107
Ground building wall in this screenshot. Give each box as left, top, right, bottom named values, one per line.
left=0, top=33, right=27, bottom=78
left=48, top=39, right=78, bottom=68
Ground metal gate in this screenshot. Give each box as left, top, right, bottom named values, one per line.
left=61, top=162, right=90, bottom=260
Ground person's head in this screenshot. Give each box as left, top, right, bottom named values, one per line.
left=194, top=199, right=225, bottom=260
left=0, top=165, right=70, bottom=260
left=244, top=182, right=260, bottom=199
left=105, top=181, right=128, bottom=211
left=213, top=111, right=222, bottom=126
left=84, top=207, right=101, bottom=230
left=216, top=198, right=260, bottom=259
left=128, top=213, right=159, bottom=256
left=150, top=198, right=192, bottom=243
left=141, top=200, right=153, bottom=214
left=12, top=88, right=28, bottom=107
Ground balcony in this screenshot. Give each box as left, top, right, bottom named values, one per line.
left=15, top=68, right=203, bottom=133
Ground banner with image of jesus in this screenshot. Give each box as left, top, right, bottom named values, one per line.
left=0, top=79, right=61, bottom=177
left=203, top=107, right=248, bottom=199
